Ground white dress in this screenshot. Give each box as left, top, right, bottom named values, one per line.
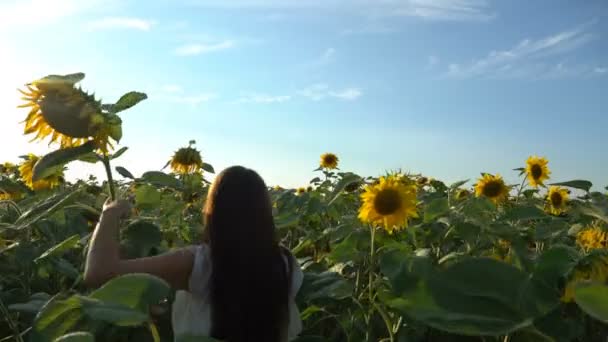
left=171, top=244, right=303, bottom=341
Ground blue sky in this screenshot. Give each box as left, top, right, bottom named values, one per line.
left=0, top=0, right=607, bottom=189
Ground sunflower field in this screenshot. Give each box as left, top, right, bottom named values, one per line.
left=2, top=73, right=608, bottom=342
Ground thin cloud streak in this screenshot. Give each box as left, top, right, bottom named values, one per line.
left=174, top=40, right=235, bottom=56
left=88, top=17, right=155, bottom=31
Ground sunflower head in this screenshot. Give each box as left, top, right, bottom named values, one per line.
left=296, top=187, right=306, bottom=195
left=19, top=73, right=122, bottom=154
left=273, top=185, right=283, bottom=191
left=546, top=186, right=569, bottom=216
left=169, top=143, right=203, bottom=175
left=474, top=174, right=509, bottom=204
left=18, top=154, right=64, bottom=191
left=320, top=153, right=339, bottom=170
left=525, top=156, right=551, bottom=188
left=562, top=254, right=608, bottom=302
left=576, top=225, right=608, bottom=252
left=358, top=174, right=418, bottom=234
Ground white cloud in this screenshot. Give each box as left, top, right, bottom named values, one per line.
left=594, top=67, right=608, bottom=74
left=445, top=23, right=596, bottom=79
left=184, top=0, right=494, bottom=21
left=174, top=40, right=235, bottom=56
left=308, top=48, right=336, bottom=67
left=237, top=93, right=292, bottom=104
left=299, top=84, right=363, bottom=101
left=329, top=88, right=362, bottom=101
left=88, top=17, right=155, bottom=31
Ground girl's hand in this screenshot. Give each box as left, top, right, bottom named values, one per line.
left=102, top=199, right=133, bottom=219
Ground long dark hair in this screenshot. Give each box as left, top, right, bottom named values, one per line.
left=202, top=166, right=290, bottom=342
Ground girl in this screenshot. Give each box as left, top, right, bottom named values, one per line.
left=84, top=166, right=303, bottom=341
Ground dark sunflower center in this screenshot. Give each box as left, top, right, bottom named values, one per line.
left=482, top=181, right=503, bottom=198
left=530, top=164, right=543, bottom=180
left=373, top=188, right=402, bottom=215
left=550, top=192, right=563, bottom=207
left=323, top=155, right=336, bottom=165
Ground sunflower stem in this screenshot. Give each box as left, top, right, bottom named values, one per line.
left=515, top=176, right=527, bottom=203
left=367, top=225, right=377, bottom=342
left=101, top=155, right=116, bottom=201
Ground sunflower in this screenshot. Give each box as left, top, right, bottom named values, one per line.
left=576, top=225, right=608, bottom=252
left=19, top=154, right=64, bottom=191
left=18, top=74, right=121, bottom=154
left=296, top=187, right=306, bottom=195
left=358, top=174, right=418, bottom=234
left=525, top=156, right=550, bottom=188
left=0, top=189, right=23, bottom=201
left=562, top=255, right=608, bottom=302
left=0, top=162, right=17, bottom=175
left=455, top=189, right=470, bottom=201
left=546, top=186, right=568, bottom=216
left=319, top=153, right=339, bottom=170
left=169, top=144, right=203, bottom=175
left=474, top=174, right=509, bottom=204
left=273, top=185, right=283, bottom=191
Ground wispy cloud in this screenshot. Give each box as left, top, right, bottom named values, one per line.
left=595, top=67, right=608, bottom=74
left=299, top=83, right=363, bottom=101
left=184, top=0, right=495, bottom=22
left=329, top=88, right=363, bottom=100
left=237, top=93, right=291, bottom=104
left=161, top=84, right=183, bottom=93
left=88, top=17, right=155, bottom=31
left=340, top=24, right=398, bottom=35
left=445, top=23, right=596, bottom=79
left=427, top=55, right=440, bottom=69
left=307, top=48, right=336, bottom=68
left=166, top=93, right=217, bottom=105
left=174, top=40, right=235, bottom=56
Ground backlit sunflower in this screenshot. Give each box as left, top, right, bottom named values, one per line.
left=358, top=174, right=418, bottom=234
left=0, top=189, right=23, bottom=201
left=169, top=144, right=203, bottom=175
left=320, top=153, right=339, bottom=170
left=562, top=255, right=608, bottom=302
left=474, top=174, right=509, bottom=204
left=576, top=225, right=608, bottom=252
left=18, top=73, right=122, bottom=154
left=525, top=156, right=550, bottom=188
left=546, top=186, right=568, bottom=216
left=296, top=187, right=306, bottom=195
left=19, top=154, right=64, bottom=191
left=273, top=185, right=283, bottom=191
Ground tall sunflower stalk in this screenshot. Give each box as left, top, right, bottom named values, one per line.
left=17, top=73, right=146, bottom=200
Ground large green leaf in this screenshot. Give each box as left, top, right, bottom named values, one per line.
left=8, top=293, right=52, bottom=314
left=502, top=205, right=546, bottom=221
left=90, top=273, right=171, bottom=312
left=35, top=234, right=80, bottom=263
left=424, top=198, right=449, bottom=223
left=549, top=180, right=593, bottom=192
left=122, top=220, right=162, bottom=257
left=328, top=173, right=362, bottom=205
left=110, top=146, right=128, bottom=160
left=53, top=332, right=94, bottom=342
left=299, top=271, right=354, bottom=301
left=385, top=257, right=556, bottom=336
left=140, top=171, right=182, bottom=189
left=33, top=141, right=97, bottom=181
left=110, top=91, right=148, bottom=114
left=115, top=166, right=135, bottom=179
left=201, top=162, right=215, bottom=174
left=80, top=296, right=149, bottom=326
left=135, top=185, right=161, bottom=209
left=574, top=283, right=608, bottom=323
left=35, top=73, right=85, bottom=86
left=31, top=296, right=84, bottom=342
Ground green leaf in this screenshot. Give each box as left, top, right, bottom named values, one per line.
left=449, top=180, right=469, bottom=190
left=201, top=162, right=215, bottom=174
left=35, top=234, right=80, bottom=263
left=140, top=171, right=182, bottom=189
left=275, top=212, right=300, bottom=229
left=122, top=220, right=162, bottom=257
left=299, top=271, right=353, bottom=301
left=77, top=152, right=100, bottom=164
left=574, top=283, right=608, bottom=322
left=424, top=198, right=449, bottom=223
left=33, top=141, right=96, bottom=181
left=135, top=185, right=161, bottom=210
left=503, top=205, right=546, bottom=221
left=80, top=296, right=148, bottom=326
left=9, top=293, right=52, bottom=314
left=175, top=335, right=221, bottom=342
left=115, top=166, right=135, bottom=179
left=90, top=273, right=171, bottom=312
left=35, top=73, right=85, bottom=86
left=111, top=147, right=128, bottom=160
left=549, top=180, right=593, bottom=192
left=53, top=332, right=94, bottom=342
left=31, top=296, right=84, bottom=342
left=328, top=173, right=362, bottom=205
left=300, top=305, right=323, bottom=320
left=111, top=91, right=148, bottom=114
